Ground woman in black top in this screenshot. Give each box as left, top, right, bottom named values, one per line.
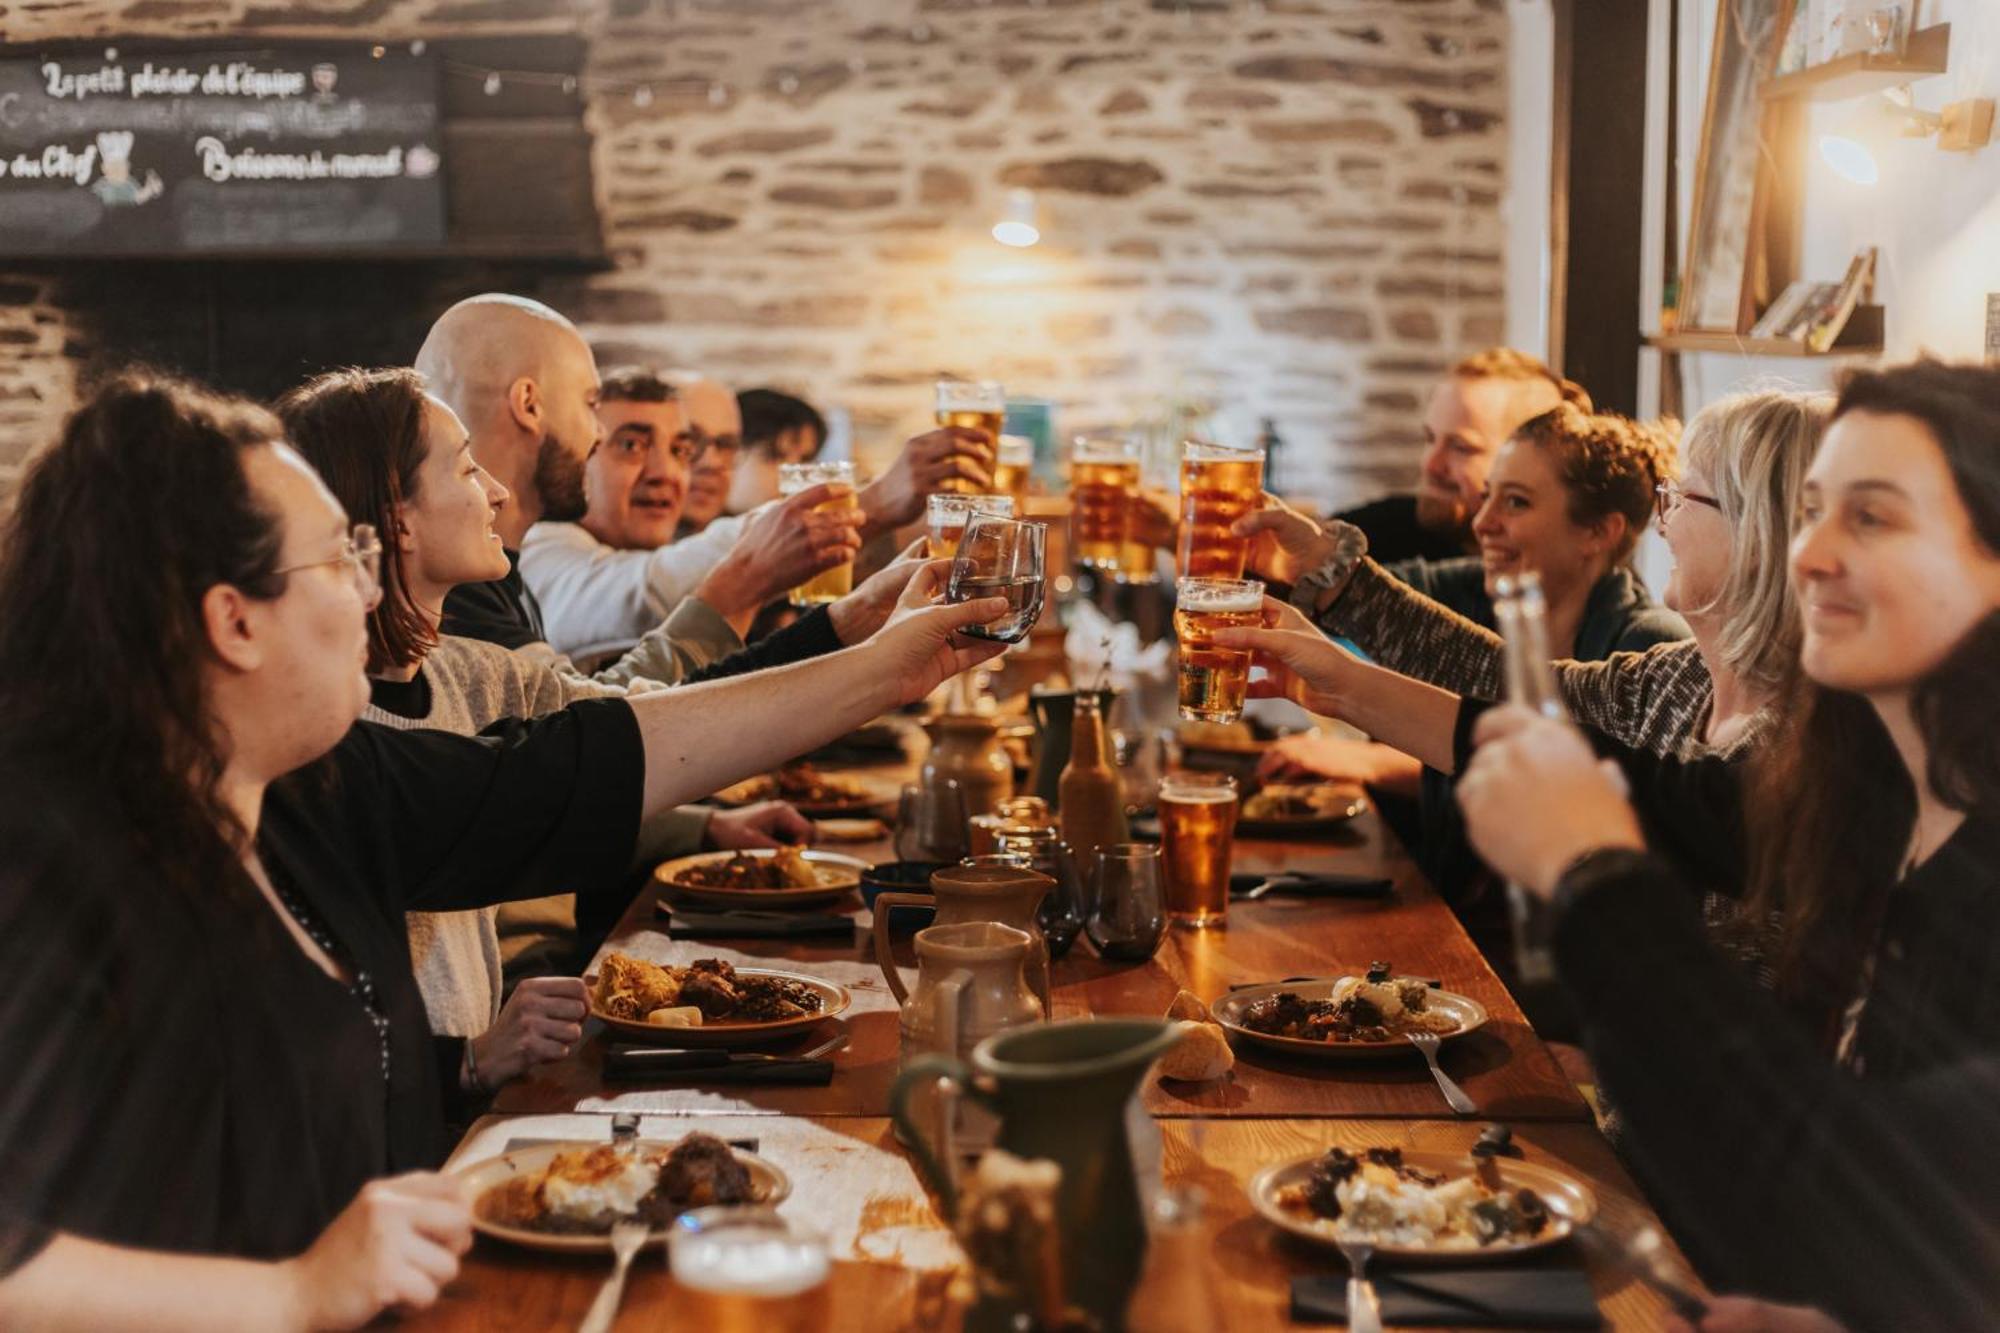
left=0, top=372, right=1008, bottom=1329
left=1452, top=361, right=2000, bottom=1330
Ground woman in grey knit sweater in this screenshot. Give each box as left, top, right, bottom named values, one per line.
left=279, top=368, right=920, bottom=1096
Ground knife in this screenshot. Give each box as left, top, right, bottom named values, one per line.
left=1572, top=1220, right=1708, bottom=1322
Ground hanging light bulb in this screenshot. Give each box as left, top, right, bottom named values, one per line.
left=562, top=75, right=578, bottom=95
left=408, top=39, right=427, bottom=56
left=991, top=188, right=1041, bottom=248
left=483, top=71, right=502, bottom=96
left=633, top=85, right=654, bottom=108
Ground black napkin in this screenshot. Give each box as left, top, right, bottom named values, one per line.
left=602, top=1048, right=836, bottom=1086
left=1229, top=872, right=1393, bottom=899
left=656, top=905, right=856, bottom=939
left=1290, top=1269, right=1601, bottom=1327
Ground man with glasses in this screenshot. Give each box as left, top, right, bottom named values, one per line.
left=671, top=373, right=746, bottom=537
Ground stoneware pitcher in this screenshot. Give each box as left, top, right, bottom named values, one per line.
left=874, top=863, right=1054, bottom=1016
left=890, top=1017, right=1179, bottom=1332
left=896, top=921, right=1042, bottom=1068
left=920, top=712, right=1014, bottom=819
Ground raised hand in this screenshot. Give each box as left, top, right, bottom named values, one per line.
left=857, top=429, right=997, bottom=530
left=1456, top=706, right=1644, bottom=898
left=870, top=559, right=1009, bottom=703
left=695, top=483, right=863, bottom=626
left=1232, top=493, right=1344, bottom=587
left=828, top=538, right=929, bottom=645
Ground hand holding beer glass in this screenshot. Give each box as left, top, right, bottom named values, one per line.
left=1070, top=436, right=1156, bottom=583
left=668, top=1206, right=831, bottom=1332
left=779, top=460, right=860, bottom=606
left=946, top=515, right=1047, bottom=644
left=1177, top=441, right=1265, bottom=579
left=926, top=492, right=1016, bottom=559
left=934, top=379, right=1006, bottom=495
left=1173, top=576, right=1264, bottom=722
left=1158, top=772, right=1239, bottom=929
left=993, top=433, right=1034, bottom=503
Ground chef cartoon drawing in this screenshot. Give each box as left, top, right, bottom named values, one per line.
left=90, top=131, right=164, bottom=207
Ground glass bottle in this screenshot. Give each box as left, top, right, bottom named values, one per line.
left=1492, top=570, right=1564, bottom=984
left=996, top=825, right=1086, bottom=959
left=1059, top=692, right=1129, bottom=866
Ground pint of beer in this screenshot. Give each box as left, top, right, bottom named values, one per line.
left=926, top=492, right=1015, bottom=559
left=1177, top=441, right=1265, bottom=579
left=1173, top=576, right=1264, bottom=722
left=1158, top=771, right=1239, bottom=929
left=779, top=460, right=859, bottom=606
left=934, top=379, right=1006, bottom=495
left=993, top=433, right=1034, bottom=504
left=668, top=1206, right=831, bottom=1333
left=1070, top=436, right=1140, bottom=574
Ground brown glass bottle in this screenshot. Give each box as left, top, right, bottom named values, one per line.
left=1058, top=692, right=1128, bottom=869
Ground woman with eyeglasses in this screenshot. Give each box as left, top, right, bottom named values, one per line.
left=0, top=371, right=1007, bottom=1329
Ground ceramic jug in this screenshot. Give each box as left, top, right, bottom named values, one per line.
left=921, top=713, right=1015, bottom=819
left=874, top=864, right=1053, bottom=1016
left=896, top=921, right=1042, bottom=1068
left=890, top=1018, right=1180, bottom=1332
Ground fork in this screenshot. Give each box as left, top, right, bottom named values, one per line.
left=1335, top=1238, right=1383, bottom=1333
left=578, top=1217, right=649, bottom=1333
left=1408, top=1030, right=1477, bottom=1116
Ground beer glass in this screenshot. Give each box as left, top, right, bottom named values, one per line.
left=669, top=1206, right=831, bottom=1333
left=779, top=460, right=859, bottom=606
left=994, top=433, right=1034, bottom=503
left=1176, top=441, right=1265, bottom=580
left=946, top=515, right=1047, bottom=644
left=1070, top=436, right=1140, bottom=575
left=1158, top=772, right=1239, bottom=929
left=1173, top=577, right=1264, bottom=722
left=934, top=379, right=1006, bottom=495
left=926, top=492, right=1015, bottom=559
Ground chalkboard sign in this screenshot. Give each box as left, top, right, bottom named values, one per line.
left=0, top=46, right=445, bottom=256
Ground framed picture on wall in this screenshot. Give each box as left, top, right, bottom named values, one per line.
left=1678, top=0, right=1798, bottom=333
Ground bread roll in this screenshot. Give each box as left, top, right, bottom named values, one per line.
left=1157, top=1018, right=1234, bottom=1081
left=645, top=1005, right=704, bottom=1028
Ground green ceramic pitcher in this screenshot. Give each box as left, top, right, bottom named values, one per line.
left=890, top=1017, right=1178, bottom=1330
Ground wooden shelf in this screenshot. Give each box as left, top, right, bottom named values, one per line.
left=1649, top=304, right=1884, bottom=357
left=1761, top=23, right=1949, bottom=102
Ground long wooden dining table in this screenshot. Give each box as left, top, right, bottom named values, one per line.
left=411, top=752, right=1705, bottom=1330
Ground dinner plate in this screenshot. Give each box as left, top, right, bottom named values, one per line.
left=459, top=1138, right=792, bottom=1254
left=1210, top=977, right=1488, bottom=1060
left=1235, top=783, right=1369, bottom=838
left=1248, top=1149, right=1596, bottom=1261
left=587, top=967, right=852, bottom=1046
left=653, top=848, right=869, bottom=907
left=711, top=773, right=888, bottom=816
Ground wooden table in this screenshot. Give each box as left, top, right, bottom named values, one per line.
left=413, top=1114, right=1700, bottom=1331
left=495, top=808, right=1586, bottom=1123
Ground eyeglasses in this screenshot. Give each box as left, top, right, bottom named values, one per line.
left=274, top=523, right=381, bottom=598
left=1655, top=481, right=1722, bottom=532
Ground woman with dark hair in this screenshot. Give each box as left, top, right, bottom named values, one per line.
left=1438, top=359, right=2000, bottom=1327
left=279, top=367, right=883, bottom=1096
left=0, top=370, right=1006, bottom=1328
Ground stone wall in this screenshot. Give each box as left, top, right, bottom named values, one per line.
left=0, top=0, right=1509, bottom=509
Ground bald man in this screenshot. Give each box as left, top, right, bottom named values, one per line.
left=1333, top=347, right=1591, bottom=564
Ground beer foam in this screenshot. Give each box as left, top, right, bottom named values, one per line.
left=1161, top=785, right=1237, bottom=805
left=672, top=1233, right=830, bottom=1297
left=1182, top=440, right=1265, bottom=464
left=1175, top=578, right=1264, bottom=613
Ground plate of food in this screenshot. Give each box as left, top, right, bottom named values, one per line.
left=588, top=953, right=851, bottom=1046
left=654, top=846, right=868, bottom=907
left=461, top=1131, right=790, bottom=1254
left=1250, top=1145, right=1595, bottom=1261
left=1210, top=968, right=1487, bottom=1060
left=713, top=761, right=886, bottom=816
left=1236, top=781, right=1368, bottom=836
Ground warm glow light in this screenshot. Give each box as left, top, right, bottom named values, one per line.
left=992, top=219, right=1040, bottom=247
left=992, top=188, right=1041, bottom=248
left=1819, top=133, right=1880, bottom=185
